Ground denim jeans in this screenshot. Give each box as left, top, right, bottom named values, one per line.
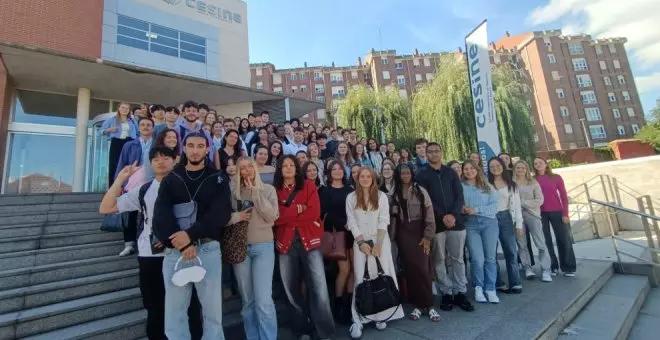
left=233, top=241, right=277, bottom=340
left=163, top=241, right=225, bottom=340
left=279, top=238, right=335, bottom=338
left=465, top=215, right=499, bottom=291
left=496, top=211, right=522, bottom=288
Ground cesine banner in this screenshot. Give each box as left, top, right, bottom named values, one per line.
left=465, top=20, right=501, bottom=172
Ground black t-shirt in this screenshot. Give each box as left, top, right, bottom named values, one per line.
left=319, top=185, right=353, bottom=232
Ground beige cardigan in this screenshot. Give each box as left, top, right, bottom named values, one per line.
left=228, top=184, right=279, bottom=244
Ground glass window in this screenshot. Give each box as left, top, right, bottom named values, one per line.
left=152, top=35, right=178, bottom=48
left=589, top=125, right=606, bottom=139
left=4, top=133, right=76, bottom=194
left=180, top=51, right=205, bottom=63
left=585, top=108, right=602, bottom=121
left=150, top=24, right=178, bottom=39
left=632, top=124, right=640, bottom=133
left=150, top=43, right=178, bottom=58
left=180, top=41, right=205, bottom=55
left=580, top=91, right=597, bottom=105
left=617, top=125, right=625, bottom=136
left=612, top=109, right=621, bottom=118
left=180, top=32, right=206, bottom=46
left=564, top=124, right=573, bottom=134
left=548, top=54, right=556, bottom=64
left=568, top=42, right=584, bottom=55
left=117, top=15, right=149, bottom=31
left=11, top=93, right=78, bottom=126
left=117, top=25, right=148, bottom=41
left=117, top=35, right=149, bottom=51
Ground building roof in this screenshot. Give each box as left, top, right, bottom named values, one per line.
left=495, top=32, right=535, bottom=50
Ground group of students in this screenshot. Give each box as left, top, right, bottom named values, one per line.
left=98, top=100, right=576, bottom=340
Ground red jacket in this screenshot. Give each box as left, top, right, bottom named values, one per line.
left=274, top=180, right=323, bottom=254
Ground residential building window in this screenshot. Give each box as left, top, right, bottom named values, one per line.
left=382, top=71, right=391, bottom=80
left=608, top=92, right=617, bottom=102
left=331, top=86, right=345, bottom=98
left=299, top=73, right=307, bottom=80
left=273, top=74, right=282, bottom=85
left=609, top=44, right=617, bottom=54
left=290, top=74, right=297, bottom=81
left=617, top=75, right=626, bottom=85
left=613, top=59, right=621, bottom=69
left=426, top=73, right=434, bottom=81
left=493, top=55, right=501, bottom=64
left=544, top=36, right=552, bottom=49
left=315, top=95, right=325, bottom=103
left=572, top=58, right=588, bottom=71
left=581, top=91, right=597, bottom=104
left=413, top=59, right=420, bottom=67
left=556, top=88, right=565, bottom=99
left=600, top=61, right=607, bottom=70
left=576, top=74, right=592, bottom=87
left=314, top=72, right=323, bottom=80
left=256, top=81, right=263, bottom=89
left=116, top=15, right=207, bottom=63
left=396, top=62, right=404, bottom=70
left=315, top=85, right=324, bottom=93
left=351, top=71, right=358, bottom=79
left=291, top=86, right=297, bottom=93
left=612, top=109, right=621, bottom=118
left=397, top=75, right=406, bottom=85
left=568, top=42, right=584, bottom=55
left=381, top=57, right=388, bottom=65
left=548, top=54, right=556, bottom=64
left=585, top=107, right=602, bottom=121
left=604, top=76, right=612, bottom=86
left=415, top=74, right=422, bottom=82
left=423, top=58, right=431, bottom=67
left=569, top=142, right=578, bottom=149
left=274, top=88, right=283, bottom=94
left=623, top=91, right=631, bottom=101
left=552, top=71, right=561, bottom=81
left=589, top=125, right=606, bottom=139
left=560, top=106, right=570, bottom=116
left=256, top=68, right=263, bottom=76
left=300, top=85, right=307, bottom=93
left=564, top=124, right=573, bottom=134
left=595, top=45, right=603, bottom=55
left=534, top=134, right=539, bottom=143
left=627, top=107, right=635, bottom=116
left=617, top=125, right=625, bottom=136
left=632, top=124, right=640, bottom=133
left=330, top=73, right=343, bottom=83
left=527, top=100, right=532, bottom=108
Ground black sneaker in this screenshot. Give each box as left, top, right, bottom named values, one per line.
left=439, top=294, right=453, bottom=311
left=453, top=292, right=475, bottom=312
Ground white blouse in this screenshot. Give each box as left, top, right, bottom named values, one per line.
left=346, top=191, right=390, bottom=239
left=495, top=186, right=524, bottom=230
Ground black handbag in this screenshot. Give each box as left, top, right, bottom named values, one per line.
left=355, top=256, right=401, bottom=321
left=100, top=212, right=129, bottom=232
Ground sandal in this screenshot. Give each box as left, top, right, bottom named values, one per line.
left=429, top=308, right=441, bottom=322
left=409, top=308, right=422, bottom=321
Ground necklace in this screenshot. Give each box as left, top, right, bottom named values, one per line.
left=185, top=167, right=206, bottom=181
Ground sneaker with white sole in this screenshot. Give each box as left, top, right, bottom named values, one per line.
left=564, top=272, right=576, bottom=277
left=118, top=245, right=135, bottom=256
left=525, top=268, right=536, bottom=280
left=551, top=269, right=558, bottom=276
left=375, top=322, right=387, bottom=331
left=541, top=271, right=553, bottom=282
left=475, top=286, right=487, bottom=303
left=485, top=290, right=500, bottom=304
left=349, top=323, right=363, bottom=339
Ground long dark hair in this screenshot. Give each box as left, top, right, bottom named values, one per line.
left=153, top=128, right=181, bottom=155
left=302, top=161, right=321, bottom=187
left=268, top=141, right=284, bottom=166
left=487, top=157, right=516, bottom=192
left=325, top=159, right=348, bottom=186
left=392, top=163, right=426, bottom=221
left=274, top=155, right=305, bottom=190
left=220, top=129, right=242, bottom=157
left=238, top=118, right=251, bottom=136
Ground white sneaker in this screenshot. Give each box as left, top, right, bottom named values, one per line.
left=564, top=272, right=576, bottom=277
left=375, top=322, right=387, bottom=331
left=525, top=268, right=536, bottom=280
left=118, top=245, right=135, bottom=256
left=485, top=290, right=500, bottom=304
left=541, top=271, right=553, bottom=282
left=349, top=323, right=363, bottom=339
left=474, top=286, right=487, bottom=303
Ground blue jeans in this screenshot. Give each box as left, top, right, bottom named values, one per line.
left=233, top=241, right=277, bottom=340
left=496, top=211, right=522, bottom=288
left=465, top=215, right=499, bottom=291
left=163, top=241, right=225, bottom=340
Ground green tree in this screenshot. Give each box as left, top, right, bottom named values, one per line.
left=636, top=107, right=660, bottom=151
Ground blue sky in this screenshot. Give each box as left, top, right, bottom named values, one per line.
left=248, top=0, right=660, bottom=115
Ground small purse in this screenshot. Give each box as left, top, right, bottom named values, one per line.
left=321, top=215, right=347, bottom=261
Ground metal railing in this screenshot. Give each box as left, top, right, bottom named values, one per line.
left=590, top=199, right=660, bottom=267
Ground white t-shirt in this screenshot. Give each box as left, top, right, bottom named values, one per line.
left=116, top=180, right=162, bottom=257
left=119, top=122, right=130, bottom=139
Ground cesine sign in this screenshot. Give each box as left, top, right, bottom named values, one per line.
left=163, top=0, right=243, bottom=24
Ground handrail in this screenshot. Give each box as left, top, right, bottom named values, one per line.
left=566, top=174, right=603, bottom=194
left=589, top=199, right=660, bottom=222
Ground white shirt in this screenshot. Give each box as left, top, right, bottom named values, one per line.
left=119, top=122, right=129, bottom=139
left=346, top=191, right=390, bottom=239
left=116, top=180, right=163, bottom=257
left=495, top=186, right=524, bottom=230
left=284, top=141, right=307, bottom=156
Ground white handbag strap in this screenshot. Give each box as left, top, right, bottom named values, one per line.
left=173, top=256, right=203, bottom=271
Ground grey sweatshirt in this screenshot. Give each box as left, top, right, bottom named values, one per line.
left=517, top=180, right=544, bottom=218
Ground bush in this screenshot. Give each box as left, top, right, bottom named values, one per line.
left=547, top=158, right=563, bottom=169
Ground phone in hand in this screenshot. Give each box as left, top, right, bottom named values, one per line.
left=242, top=200, right=254, bottom=212
left=364, top=240, right=375, bottom=248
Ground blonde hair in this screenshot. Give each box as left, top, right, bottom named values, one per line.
left=233, top=156, right=264, bottom=200
left=462, top=162, right=491, bottom=193
left=115, top=102, right=131, bottom=123
left=513, top=160, right=535, bottom=185
left=355, top=167, right=380, bottom=211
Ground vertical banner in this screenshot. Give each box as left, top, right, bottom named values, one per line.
left=465, top=20, right=501, bottom=173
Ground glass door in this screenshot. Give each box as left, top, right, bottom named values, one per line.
left=87, top=113, right=114, bottom=192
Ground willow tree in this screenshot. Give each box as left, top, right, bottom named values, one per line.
left=412, top=56, right=535, bottom=161
left=336, top=84, right=413, bottom=144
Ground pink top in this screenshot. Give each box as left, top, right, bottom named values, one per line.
left=536, top=174, right=568, bottom=216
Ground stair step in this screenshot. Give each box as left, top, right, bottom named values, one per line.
left=0, top=202, right=99, bottom=217
left=0, top=240, right=125, bottom=270
left=628, top=288, right=660, bottom=340
left=0, top=288, right=143, bottom=339
left=0, top=219, right=104, bottom=238
left=0, top=230, right=121, bottom=253
left=559, top=274, right=650, bottom=340
left=21, top=310, right=147, bottom=340
left=0, top=255, right=137, bottom=290
left=0, top=210, right=102, bottom=226
left=0, top=269, right=139, bottom=314
left=0, top=193, right=104, bottom=207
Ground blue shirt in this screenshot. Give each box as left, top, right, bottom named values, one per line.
left=461, top=182, right=499, bottom=219
left=140, top=138, right=154, bottom=180
left=101, top=118, right=137, bottom=140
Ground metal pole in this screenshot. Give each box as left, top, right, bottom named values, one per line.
left=579, top=118, right=592, bottom=148
left=643, top=195, right=660, bottom=249
left=637, top=197, right=659, bottom=264
left=600, top=175, right=617, bottom=234
left=583, top=183, right=600, bottom=239
left=612, top=177, right=622, bottom=206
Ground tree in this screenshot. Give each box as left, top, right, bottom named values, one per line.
left=636, top=106, right=660, bottom=151
left=412, top=56, right=535, bottom=161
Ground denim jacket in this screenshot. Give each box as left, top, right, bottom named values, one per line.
left=101, top=118, right=138, bottom=140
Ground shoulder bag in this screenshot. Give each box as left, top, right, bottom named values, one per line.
left=355, top=256, right=401, bottom=321
left=222, top=198, right=249, bottom=265
left=321, top=214, right=347, bottom=261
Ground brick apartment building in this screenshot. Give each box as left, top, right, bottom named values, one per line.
left=250, top=29, right=645, bottom=152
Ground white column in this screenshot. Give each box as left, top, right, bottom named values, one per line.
left=73, top=88, right=91, bottom=192
left=284, top=97, right=291, bottom=121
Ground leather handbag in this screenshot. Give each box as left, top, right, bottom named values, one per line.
left=355, top=256, right=401, bottom=321
left=321, top=215, right=347, bottom=261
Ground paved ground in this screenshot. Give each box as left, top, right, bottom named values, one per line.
left=573, top=230, right=656, bottom=263
left=277, top=259, right=612, bottom=340
left=628, top=288, right=660, bottom=340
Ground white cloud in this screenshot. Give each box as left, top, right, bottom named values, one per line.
left=527, top=0, right=660, bottom=69
left=635, top=72, right=660, bottom=94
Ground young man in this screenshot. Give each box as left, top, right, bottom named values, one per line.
left=247, top=113, right=256, bottom=128
left=154, top=106, right=180, bottom=136
left=317, top=133, right=334, bottom=160
left=153, top=132, right=232, bottom=340
left=417, top=142, right=474, bottom=313
left=151, top=104, right=166, bottom=128
left=261, top=110, right=270, bottom=124
left=177, top=101, right=215, bottom=162
left=412, top=138, right=429, bottom=173
left=99, top=147, right=203, bottom=340
left=283, top=127, right=307, bottom=156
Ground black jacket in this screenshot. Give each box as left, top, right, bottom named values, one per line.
left=416, top=164, right=465, bottom=232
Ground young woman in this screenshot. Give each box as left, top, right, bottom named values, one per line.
left=204, top=112, right=217, bottom=126
left=102, top=102, right=137, bottom=186
left=238, top=118, right=252, bottom=141
left=307, top=131, right=318, bottom=145
left=391, top=152, right=402, bottom=165
left=447, top=160, right=462, bottom=178
left=274, top=156, right=335, bottom=339
left=319, top=160, right=355, bottom=324
left=335, top=142, right=355, bottom=179
left=349, top=164, right=362, bottom=188
left=229, top=156, right=279, bottom=340
left=249, top=127, right=270, bottom=157
left=302, top=161, right=321, bottom=188
left=307, top=142, right=325, bottom=186
left=379, top=144, right=388, bottom=157
left=487, top=157, right=523, bottom=294
left=461, top=162, right=500, bottom=304
left=386, top=142, right=396, bottom=159
left=211, top=121, right=224, bottom=152
left=254, top=145, right=276, bottom=185
left=295, top=151, right=309, bottom=166
left=353, top=143, right=373, bottom=169
left=390, top=164, right=439, bottom=322
left=379, top=161, right=395, bottom=195
left=469, top=152, right=483, bottom=169
left=533, top=158, right=576, bottom=276
left=346, top=167, right=404, bottom=338
left=514, top=160, right=552, bottom=282
left=153, top=128, right=181, bottom=163
left=268, top=141, right=283, bottom=167
left=400, top=148, right=413, bottom=166
left=215, top=129, right=243, bottom=171
left=498, top=152, right=513, bottom=173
